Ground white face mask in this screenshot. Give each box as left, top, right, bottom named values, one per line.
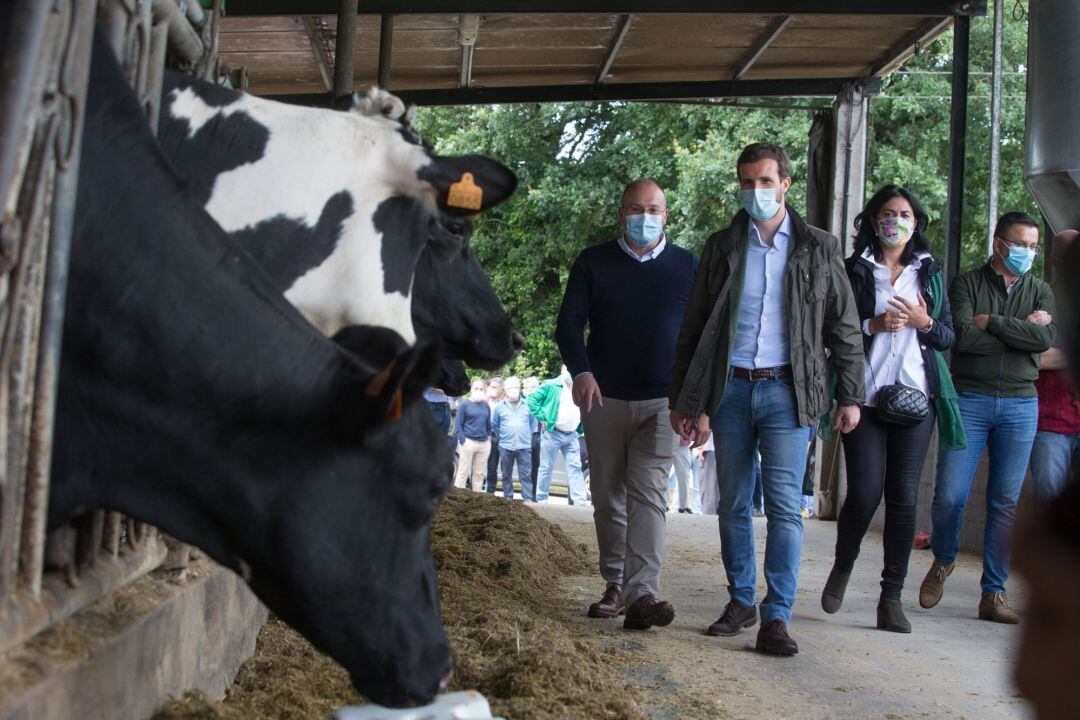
left=505, top=388, right=521, bottom=401
left=470, top=389, right=485, bottom=402
left=487, top=388, right=500, bottom=399
left=877, top=215, right=915, bottom=248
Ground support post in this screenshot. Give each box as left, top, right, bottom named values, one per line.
left=827, top=84, right=868, bottom=256
left=945, top=16, right=971, bottom=283
left=332, top=0, right=358, bottom=100
left=378, top=14, right=394, bottom=89
left=986, top=0, right=1004, bottom=256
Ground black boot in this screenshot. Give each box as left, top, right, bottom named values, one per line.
left=821, top=565, right=851, bottom=614
left=876, top=595, right=912, bottom=633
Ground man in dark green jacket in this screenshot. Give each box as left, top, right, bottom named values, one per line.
left=668, top=143, right=865, bottom=656
left=919, top=212, right=1055, bottom=624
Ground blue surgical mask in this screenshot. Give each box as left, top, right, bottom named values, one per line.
left=741, top=188, right=783, bottom=222
left=624, top=213, right=664, bottom=248
left=1002, top=243, right=1035, bottom=275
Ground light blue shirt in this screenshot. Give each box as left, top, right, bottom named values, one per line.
left=616, top=234, right=666, bottom=263
left=730, top=213, right=793, bottom=369
left=491, top=398, right=538, bottom=451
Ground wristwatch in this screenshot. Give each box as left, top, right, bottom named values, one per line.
left=921, top=318, right=934, bottom=333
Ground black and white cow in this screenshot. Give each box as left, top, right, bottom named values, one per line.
left=157, top=73, right=523, bottom=369
left=50, top=31, right=452, bottom=707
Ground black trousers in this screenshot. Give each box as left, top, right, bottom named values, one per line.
left=835, top=405, right=936, bottom=599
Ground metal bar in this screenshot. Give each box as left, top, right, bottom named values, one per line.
left=378, top=13, right=394, bottom=89
left=459, top=45, right=474, bottom=88
left=594, top=14, right=634, bottom=85
left=457, top=14, right=480, bottom=88
left=732, top=14, right=791, bottom=81
left=945, top=14, right=970, bottom=284
left=868, top=17, right=952, bottom=76
left=224, top=0, right=987, bottom=16
left=151, top=0, right=205, bottom=66
left=986, top=0, right=1003, bottom=256
left=302, top=15, right=335, bottom=92
left=270, top=76, right=883, bottom=106
left=333, top=0, right=358, bottom=100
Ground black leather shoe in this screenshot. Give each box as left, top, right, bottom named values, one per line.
left=623, top=595, right=675, bottom=630
left=706, top=601, right=758, bottom=636
left=755, top=620, right=799, bottom=656
left=587, top=585, right=624, bottom=618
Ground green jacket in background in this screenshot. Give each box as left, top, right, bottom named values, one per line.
left=948, top=259, right=1056, bottom=397
left=668, top=207, right=865, bottom=427
left=526, top=378, right=583, bottom=435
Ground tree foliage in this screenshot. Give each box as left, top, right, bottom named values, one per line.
left=413, top=5, right=1036, bottom=376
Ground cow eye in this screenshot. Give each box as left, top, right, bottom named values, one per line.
left=445, top=220, right=466, bottom=236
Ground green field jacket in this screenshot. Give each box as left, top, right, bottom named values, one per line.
left=668, top=207, right=865, bottom=427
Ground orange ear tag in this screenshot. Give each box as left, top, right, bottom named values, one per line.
left=446, top=172, right=484, bottom=211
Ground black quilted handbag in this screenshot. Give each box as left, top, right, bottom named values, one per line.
left=876, top=383, right=930, bottom=426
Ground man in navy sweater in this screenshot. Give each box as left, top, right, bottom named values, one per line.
left=556, top=178, right=699, bottom=630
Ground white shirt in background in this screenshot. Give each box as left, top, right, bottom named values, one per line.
left=554, top=382, right=581, bottom=432
left=861, top=248, right=930, bottom=406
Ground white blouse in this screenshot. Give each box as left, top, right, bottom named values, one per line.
left=861, top=249, right=930, bottom=407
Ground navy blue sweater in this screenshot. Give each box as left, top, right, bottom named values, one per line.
left=556, top=240, right=699, bottom=401
left=455, top=399, right=492, bottom=443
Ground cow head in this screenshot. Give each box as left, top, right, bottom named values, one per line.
left=54, top=33, right=455, bottom=708
left=159, top=81, right=518, bottom=351
left=412, top=213, right=524, bottom=369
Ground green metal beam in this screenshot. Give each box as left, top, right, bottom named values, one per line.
left=224, top=1, right=986, bottom=16
left=268, top=76, right=882, bottom=107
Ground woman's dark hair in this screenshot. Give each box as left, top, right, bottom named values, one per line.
left=851, top=185, right=933, bottom=265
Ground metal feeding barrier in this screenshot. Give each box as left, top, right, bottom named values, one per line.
left=0, top=0, right=221, bottom=656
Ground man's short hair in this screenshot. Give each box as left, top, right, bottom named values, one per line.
left=504, top=375, right=521, bottom=389
left=994, top=211, right=1040, bottom=239
left=487, top=376, right=503, bottom=387
left=736, top=143, right=793, bottom=181
left=621, top=178, right=665, bottom=206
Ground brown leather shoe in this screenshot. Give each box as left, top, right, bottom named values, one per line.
left=623, top=595, right=675, bottom=630
left=755, top=620, right=799, bottom=656
left=706, top=601, right=758, bottom=636
left=978, top=592, right=1020, bottom=624
left=587, top=585, right=624, bottom=618
left=919, top=559, right=955, bottom=609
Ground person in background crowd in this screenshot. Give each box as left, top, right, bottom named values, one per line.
left=454, top=378, right=493, bottom=493
left=668, top=142, right=864, bottom=656
left=696, top=436, right=718, bottom=516
left=524, top=376, right=542, bottom=494
left=484, top=377, right=504, bottom=493
left=492, top=376, right=538, bottom=500
left=425, top=386, right=452, bottom=440
left=1029, top=229, right=1079, bottom=504
left=820, top=185, right=957, bottom=634
left=921, top=212, right=1055, bottom=625
left=557, top=178, right=698, bottom=631
left=527, top=367, right=588, bottom=505
left=671, top=435, right=698, bottom=513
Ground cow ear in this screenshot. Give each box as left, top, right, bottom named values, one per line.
left=420, top=155, right=517, bottom=216
left=361, top=340, right=441, bottom=425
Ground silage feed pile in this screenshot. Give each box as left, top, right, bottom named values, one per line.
left=155, top=490, right=648, bottom=720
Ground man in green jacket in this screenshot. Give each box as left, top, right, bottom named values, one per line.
left=668, top=143, right=865, bottom=656
left=919, top=212, right=1055, bottom=624
left=526, top=368, right=587, bottom=505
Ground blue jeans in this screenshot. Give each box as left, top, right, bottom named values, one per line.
left=500, top=447, right=532, bottom=500
left=1029, top=430, right=1080, bottom=504
left=710, top=375, right=809, bottom=625
left=932, top=393, right=1038, bottom=595
left=536, top=429, right=588, bottom=505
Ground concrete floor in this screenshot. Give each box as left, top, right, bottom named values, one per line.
left=531, top=503, right=1033, bottom=720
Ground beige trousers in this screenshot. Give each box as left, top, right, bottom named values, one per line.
left=581, top=397, right=675, bottom=605
left=454, top=438, right=491, bottom=491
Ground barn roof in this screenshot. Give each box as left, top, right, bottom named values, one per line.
left=218, top=1, right=987, bottom=105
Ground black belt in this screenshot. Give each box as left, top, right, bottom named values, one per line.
left=732, top=365, right=793, bottom=381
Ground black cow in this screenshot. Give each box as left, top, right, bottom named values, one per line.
left=49, top=32, right=452, bottom=707
left=157, top=72, right=523, bottom=369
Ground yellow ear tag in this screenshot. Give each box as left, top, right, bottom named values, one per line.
left=446, top=172, right=484, bottom=211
